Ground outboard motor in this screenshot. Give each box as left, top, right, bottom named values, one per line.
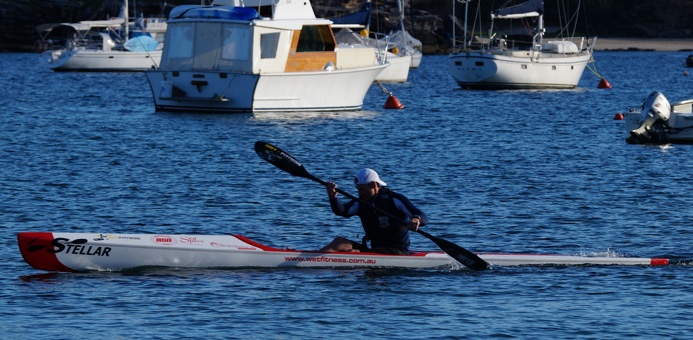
left=627, top=91, right=672, bottom=144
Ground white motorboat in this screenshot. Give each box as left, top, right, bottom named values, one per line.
left=38, top=0, right=167, bottom=72
left=447, top=0, right=596, bottom=89
left=17, top=232, right=669, bottom=273
left=625, top=91, right=693, bottom=144
left=145, top=0, right=387, bottom=113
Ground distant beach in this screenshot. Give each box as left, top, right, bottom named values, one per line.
left=596, top=38, right=693, bottom=52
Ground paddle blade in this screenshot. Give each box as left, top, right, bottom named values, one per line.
left=254, top=141, right=311, bottom=178
left=417, top=230, right=489, bottom=271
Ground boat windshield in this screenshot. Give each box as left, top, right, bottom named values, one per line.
left=296, top=25, right=336, bottom=52
left=161, top=22, right=253, bottom=72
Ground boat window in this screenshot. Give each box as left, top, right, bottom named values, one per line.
left=192, top=22, right=222, bottom=69
left=475, top=61, right=483, bottom=66
left=552, top=65, right=556, bottom=70
left=296, top=25, right=335, bottom=52
left=521, top=64, right=527, bottom=69
left=222, top=25, right=250, bottom=61
left=164, top=22, right=254, bottom=72
left=161, top=23, right=195, bottom=70
left=166, top=23, right=194, bottom=59
left=260, top=32, right=280, bottom=59
left=258, top=5, right=273, bottom=18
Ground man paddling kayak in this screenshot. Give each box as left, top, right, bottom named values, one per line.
left=319, top=168, right=429, bottom=254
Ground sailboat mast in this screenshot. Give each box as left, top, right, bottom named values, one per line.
left=397, top=0, right=406, bottom=51
left=451, top=0, right=455, bottom=50
left=463, top=0, right=468, bottom=48
left=367, top=0, right=372, bottom=32
left=451, top=0, right=470, bottom=52
left=124, top=0, right=129, bottom=39
left=537, top=12, right=543, bottom=46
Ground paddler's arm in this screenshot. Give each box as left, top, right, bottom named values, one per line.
left=393, top=193, right=429, bottom=231
left=326, top=181, right=347, bottom=216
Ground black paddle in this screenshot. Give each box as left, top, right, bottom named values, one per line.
left=254, top=141, right=490, bottom=271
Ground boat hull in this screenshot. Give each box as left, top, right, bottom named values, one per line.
left=44, top=49, right=162, bottom=72
left=375, top=54, right=411, bottom=83
left=17, top=232, right=669, bottom=273
left=448, top=51, right=592, bottom=89
left=409, top=52, right=422, bottom=68
left=145, top=65, right=386, bottom=113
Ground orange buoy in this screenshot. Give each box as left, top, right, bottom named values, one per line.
left=598, top=78, right=612, bottom=89
left=384, top=94, right=404, bottom=109
left=613, top=113, right=624, bottom=120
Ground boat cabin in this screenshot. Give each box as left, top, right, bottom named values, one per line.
left=160, top=0, right=368, bottom=74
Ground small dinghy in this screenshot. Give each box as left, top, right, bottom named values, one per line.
left=625, top=91, right=693, bottom=144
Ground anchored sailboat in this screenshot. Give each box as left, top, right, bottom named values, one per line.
left=448, top=0, right=596, bottom=89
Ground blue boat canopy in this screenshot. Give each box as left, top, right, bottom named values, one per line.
left=492, top=0, right=544, bottom=19
left=170, top=6, right=261, bottom=21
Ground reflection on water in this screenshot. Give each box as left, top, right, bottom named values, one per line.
left=252, top=110, right=380, bottom=121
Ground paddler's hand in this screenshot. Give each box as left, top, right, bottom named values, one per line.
left=326, top=181, right=338, bottom=199
left=407, top=216, right=421, bottom=231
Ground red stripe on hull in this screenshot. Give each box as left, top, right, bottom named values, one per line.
left=17, top=232, right=76, bottom=272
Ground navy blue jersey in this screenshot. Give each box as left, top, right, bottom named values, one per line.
left=329, top=187, right=428, bottom=253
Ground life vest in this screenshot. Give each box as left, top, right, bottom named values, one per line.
left=358, top=188, right=410, bottom=250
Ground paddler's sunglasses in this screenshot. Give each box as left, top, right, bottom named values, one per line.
left=355, top=183, right=374, bottom=191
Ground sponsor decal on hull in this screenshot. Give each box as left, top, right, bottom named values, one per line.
left=28, top=238, right=112, bottom=257
left=17, top=232, right=112, bottom=272
left=179, top=236, right=204, bottom=245
left=151, top=235, right=177, bottom=245
left=94, top=234, right=142, bottom=241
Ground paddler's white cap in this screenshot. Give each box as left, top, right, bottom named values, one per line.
left=354, top=168, right=387, bottom=186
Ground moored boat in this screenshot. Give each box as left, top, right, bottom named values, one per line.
left=17, top=232, right=669, bottom=273
left=447, top=0, right=596, bottom=89
left=37, top=0, right=167, bottom=72
left=322, top=0, right=417, bottom=81
left=685, top=55, right=693, bottom=67
left=625, top=91, right=693, bottom=144
left=333, top=28, right=411, bottom=83
left=389, top=29, right=423, bottom=68
left=145, top=0, right=388, bottom=113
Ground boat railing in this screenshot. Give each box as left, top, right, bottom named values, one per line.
left=360, top=31, right=397, bottom=62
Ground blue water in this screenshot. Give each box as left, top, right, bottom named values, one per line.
left=1, top=51, right=692, bottom=338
